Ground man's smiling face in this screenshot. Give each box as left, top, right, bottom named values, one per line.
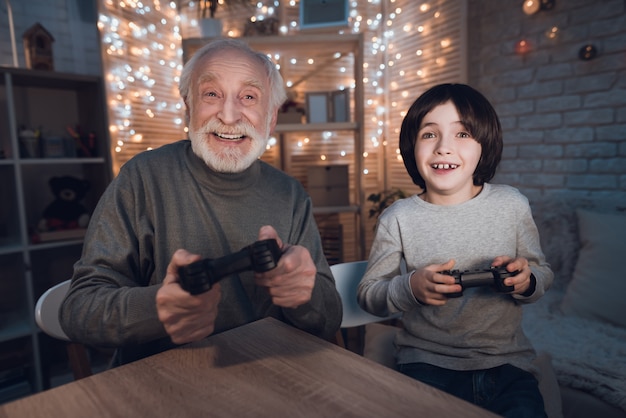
left=187, top=48, right=277, bottom=173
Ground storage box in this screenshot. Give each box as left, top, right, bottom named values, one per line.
left=277, top=111, right=304, bottom=124
left=307, top=165, right=350, bottom=207
left=305, top=90, right=350, bottom=123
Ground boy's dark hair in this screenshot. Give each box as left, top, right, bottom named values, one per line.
left=399, top=83, right=502, bottom=190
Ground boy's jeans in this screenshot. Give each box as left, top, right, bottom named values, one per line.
left=398, top=362, right=547, bottom=418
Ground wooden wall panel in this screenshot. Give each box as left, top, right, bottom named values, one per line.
left=98, top=0, right=186, bottom=175
left=383, top=0, right=467, bottom=199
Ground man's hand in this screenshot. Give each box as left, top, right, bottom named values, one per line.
left=253, top=225, right=316, bottom=309
left=156, top=249, right=221, bottom=344
left=409, top=259, right=462, bottom=305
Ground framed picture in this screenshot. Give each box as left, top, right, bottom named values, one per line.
left=330, top=90, right=349, bottom=122
left=300, top=0, right=349, bottom=30
left=306, top=92, right=330, bottom=123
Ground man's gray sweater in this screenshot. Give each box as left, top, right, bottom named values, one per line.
left=60, top=140, right=342, bottom=365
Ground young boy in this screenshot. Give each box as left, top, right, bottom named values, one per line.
left=357, top=83, right=553, bottom=417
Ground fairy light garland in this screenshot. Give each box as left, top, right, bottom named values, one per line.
left=99, top=0, right=463, bottom=176
left=99, top=0, right=185, bottom=174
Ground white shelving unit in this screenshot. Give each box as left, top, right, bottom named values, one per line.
left=0, top=68, right=111, bottom=403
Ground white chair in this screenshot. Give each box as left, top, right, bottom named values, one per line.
left=330, top=261, right=401, bottom=350
left=35, top=280, right=92, bottom=379
left=35, top=280, right=71, bottom=341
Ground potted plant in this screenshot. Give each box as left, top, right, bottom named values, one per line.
left=277, top=90, right=306, bottom=124
left=367, top=189, right=407, bottom=222
left=198, top=0, right=222, bottom=37
left=198, top=0, right=218, bottom=19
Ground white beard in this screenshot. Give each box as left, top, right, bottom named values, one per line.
left=189, top=117, right=270, bottom=173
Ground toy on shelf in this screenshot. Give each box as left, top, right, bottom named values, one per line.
left=33, top=175, right=91, bottom=243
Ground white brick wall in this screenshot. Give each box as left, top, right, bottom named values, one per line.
left=468, top=0, right=626, bottom=204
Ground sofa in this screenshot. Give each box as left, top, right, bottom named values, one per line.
left=361, top=196, right=626, bottom=418
left=521, top=196, right=626, bottom=418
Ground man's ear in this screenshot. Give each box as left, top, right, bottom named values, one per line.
left=269, top=108, right=278, bottom=133
left=183, top=99, right=190, bottom=127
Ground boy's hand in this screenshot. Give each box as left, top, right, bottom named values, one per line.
left=491, top=256, right=533, bottom=295
left=409, top=259, right=462, bottom=305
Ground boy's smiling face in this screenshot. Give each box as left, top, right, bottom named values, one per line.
left=414, top=100, right=483, bottom=205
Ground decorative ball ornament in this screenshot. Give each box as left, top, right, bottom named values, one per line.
left=523, top=0, right=541, bottom=15
left=523, top=0, right=556, bottom=15
left=541, top=0, right=556, bottom=11
left=515, top=39, right=531, bottom=55
left=578, top=44, right=598, bottom=61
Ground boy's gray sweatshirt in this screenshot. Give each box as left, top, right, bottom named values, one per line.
left=358, top=183, right=553, bottom=373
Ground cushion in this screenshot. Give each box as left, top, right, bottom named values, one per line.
left=560, top=209, right=626, bottom=328
left=530, top=198, right=580, bottom=290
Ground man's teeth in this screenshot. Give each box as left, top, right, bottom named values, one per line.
left=432, top=163, right=458, bottom=169
left=215, top=133, right=244, bottom=140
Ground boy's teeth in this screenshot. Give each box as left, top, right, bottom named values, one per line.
left=433, top=163, right=458, bottom=169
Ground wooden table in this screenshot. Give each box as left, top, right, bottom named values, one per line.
left=0, top=318, right=498, bottom=417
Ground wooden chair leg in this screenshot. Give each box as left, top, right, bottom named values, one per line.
left=334, top=329, right=347, bottom=349
left=66, top=342, right=93, bottom=380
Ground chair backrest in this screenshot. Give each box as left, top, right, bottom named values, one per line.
left=331, top=260, right=399, bottom=328
left=35, top=280, right=71, bottom=341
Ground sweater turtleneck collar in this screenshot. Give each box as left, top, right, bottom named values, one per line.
left=184, top=141, right=261, bottom=193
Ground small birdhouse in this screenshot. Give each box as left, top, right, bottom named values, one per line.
left=23, top=23, right=55, bottom=71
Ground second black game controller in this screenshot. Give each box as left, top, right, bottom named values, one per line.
left=442, top=266, right=518, bottom=298
left=178, top=239, right=282, bottom=295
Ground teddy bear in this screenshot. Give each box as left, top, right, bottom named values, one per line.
left=38, top=175, right=91, bottom=232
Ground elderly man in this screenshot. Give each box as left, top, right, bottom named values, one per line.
left=60, top=39, right=342, bottom=366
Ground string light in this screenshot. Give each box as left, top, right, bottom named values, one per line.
left=99, top=0, right=185, bottom=174
left=99, top=1, right=461, bottom=177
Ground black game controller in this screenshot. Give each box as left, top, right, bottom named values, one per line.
left=442, top=266, right=518, bottom=298
left=178, top=239, right=282, bottom=295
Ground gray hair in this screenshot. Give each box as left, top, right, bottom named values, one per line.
left=179, top=38, right=287, bottom=112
